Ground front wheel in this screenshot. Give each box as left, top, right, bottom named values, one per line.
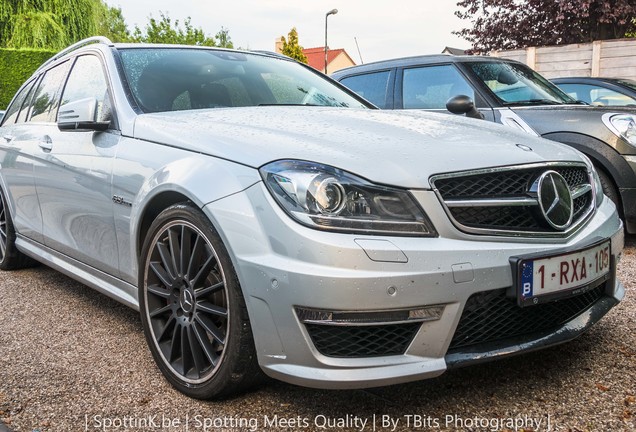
left=596, top=167, right=621, bottom=215
left=139, top=203, right=262, bottom=399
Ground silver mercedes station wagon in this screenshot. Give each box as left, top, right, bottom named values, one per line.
left=0, top=37, right=625, bottom=399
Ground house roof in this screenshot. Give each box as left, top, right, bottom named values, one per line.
left=442, top=46, right=467, bottom=55
left=303, top=47, right=354, bottom=71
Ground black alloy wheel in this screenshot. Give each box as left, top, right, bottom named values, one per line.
left=139, top=203, right=262, bottom=399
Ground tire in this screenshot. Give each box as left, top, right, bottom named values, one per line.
left=0, top=188, right=33, bottom=270
left=596, top=167, right=621, bottom=216
left=138, top=203, right=263, bottom=399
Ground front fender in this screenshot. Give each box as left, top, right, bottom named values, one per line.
left=132, top=155, right=260, bottom=211
left=112, top=137, right=261, bottom=284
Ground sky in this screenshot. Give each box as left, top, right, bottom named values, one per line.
left=105, top=0, right=469, bottom=64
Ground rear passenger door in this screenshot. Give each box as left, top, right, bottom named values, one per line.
left=0, top=65, right=71, bottom=245
left=32, top=54, right=121, bottom=275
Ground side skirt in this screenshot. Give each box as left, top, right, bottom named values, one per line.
left=15, top=235, right=139, bottom=310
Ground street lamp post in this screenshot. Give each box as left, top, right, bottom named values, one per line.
left=324, top=8, right=338, bottom=74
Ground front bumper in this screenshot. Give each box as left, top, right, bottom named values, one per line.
left=204, top=183, right=624, bottom=389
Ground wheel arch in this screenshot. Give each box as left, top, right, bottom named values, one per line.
left=129, top=156, right=261, bottom=269
left=541, top=132, right=636, bottom=190
left=135, top=190, right=193, bottom=261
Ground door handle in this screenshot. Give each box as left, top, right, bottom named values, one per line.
left=39, top=136, right=53, bottom=152
left=3, top=134, right=14, bottom=143
left=38, top=135, right=53, bottom=153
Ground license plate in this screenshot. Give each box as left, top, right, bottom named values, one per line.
left=513, top=240, right=611, bottom=307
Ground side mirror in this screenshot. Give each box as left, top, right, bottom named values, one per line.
left=446, top=95, right=485, bottom=120
left=58, top=97, right=110, bottom=131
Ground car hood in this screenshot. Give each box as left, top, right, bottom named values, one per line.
left=133, top=107, right=586, bottom=189
left=509, top=104, right=636, bottom=135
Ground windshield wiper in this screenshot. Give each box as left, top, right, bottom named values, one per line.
left=504, top=99, right=563, bottom=106
left=258, top=103, right=321, bottom=107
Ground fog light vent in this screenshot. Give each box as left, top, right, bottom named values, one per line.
left=296, top=305, right=444, bottom=358
left=305, top=323, right=421, bottom=358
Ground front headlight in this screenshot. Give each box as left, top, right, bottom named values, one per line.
left=579, top=153, right=604, bottom=208
left=591, top=165, right=604, bottom=207
left=602, top=113, right=636, bottom=147
left=260, top=160, right=436, bottom=236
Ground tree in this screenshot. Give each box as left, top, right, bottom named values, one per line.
left=455, top=0, right=636, bottom=53
left=280, top=27, right=308, bottom=63
left=215, top=27, right=234, bottom=49
left=132, top=12, right=231, bottom=47
left=95, top=4, right=131, bottom=43
left=0, top=0, right=106, bottom=49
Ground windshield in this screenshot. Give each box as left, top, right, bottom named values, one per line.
left=117, top=48, right=368, bottom=113
left=466, top=61, right=577, bottom=106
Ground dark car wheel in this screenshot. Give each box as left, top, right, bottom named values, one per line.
left=0, top=189, right=33, bottom=270
left=139, top=203, right=262, bottom=399
left=596, top=167, right=621, bottom=215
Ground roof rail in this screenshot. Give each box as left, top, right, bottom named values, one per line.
left=251, top=50, right=292, bottom=60
left=35, top=36, right=114, bottom=74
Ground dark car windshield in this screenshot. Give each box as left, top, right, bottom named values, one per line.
left=117, top=48, right=368, bottom=113
left=466, top=61, right=577, bottom=106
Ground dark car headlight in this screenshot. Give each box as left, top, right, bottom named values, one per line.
left=603, top=113, right=636, bottom=147
left=260, top=160, right=436, bottom=236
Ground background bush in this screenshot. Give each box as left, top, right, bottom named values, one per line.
left=0, top=48, right=55, bottom=109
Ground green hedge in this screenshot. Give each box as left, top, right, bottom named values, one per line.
left=0, top=48, right=57, bottom=109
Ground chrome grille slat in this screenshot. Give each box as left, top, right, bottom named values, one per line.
left=446, top=197, right=539, bottom=207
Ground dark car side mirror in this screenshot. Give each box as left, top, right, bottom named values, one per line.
left=446, top=95, right=485, bottom=120
left=58, top=97, right=110, bottom=132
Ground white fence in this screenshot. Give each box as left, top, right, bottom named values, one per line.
left=491, top=39, right=636, bottom=80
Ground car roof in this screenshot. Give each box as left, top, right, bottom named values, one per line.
left=35, top=38, right=295, bottom=78
left=331, top=54, right=520, bottom=77
left=551, top=77, right=626, bottom=84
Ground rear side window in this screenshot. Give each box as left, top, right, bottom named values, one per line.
left=1, top=79, right=37, bottom=125
left=339, top=71, right=391, bottom=108
left=402, top=65, right=475, bottom=109
left=29, top=61, right=71, bottom=123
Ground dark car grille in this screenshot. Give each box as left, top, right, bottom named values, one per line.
left=305, top=323, right=421, bottom=358
left=448, top=284, right=606, bottom=350
left=432, top=164, right=594, bottom=235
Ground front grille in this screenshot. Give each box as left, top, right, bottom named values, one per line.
left=436, top=170, right=534, bottom=198
left=305, top=323, right=421, bottom=358
left=432, top=164, right=594, bottom=235
left=450, top=205, right=537, bottom=229
left=449, top=284, right=606, bottom=350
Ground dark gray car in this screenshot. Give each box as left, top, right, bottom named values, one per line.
left=332, top=55, right=636, bottom=234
